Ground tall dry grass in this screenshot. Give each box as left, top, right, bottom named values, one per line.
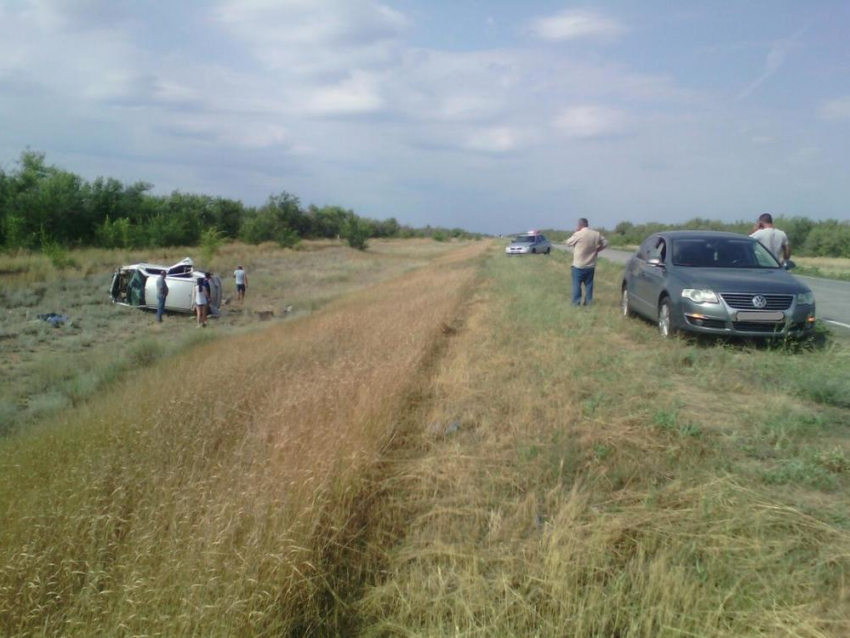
left=0, top=243, right=488, bottom=636
left=358, top=250, right=850, bottom=637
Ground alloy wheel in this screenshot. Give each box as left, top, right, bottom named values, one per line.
left=658, top=300, right=671, bottom=337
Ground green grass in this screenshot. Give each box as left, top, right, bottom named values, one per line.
left=358, top=247, right=850, bottom=636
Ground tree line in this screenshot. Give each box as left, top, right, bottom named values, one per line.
left=605, top=217, right=850, bottom=258
left=0, top=151, right=482, bottom=252
left=539, top=215, right=849, bottom=258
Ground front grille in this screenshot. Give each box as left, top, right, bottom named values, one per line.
left=721, top=293, right=793, bottom=310
left=733, top=321, right=787, bottom=333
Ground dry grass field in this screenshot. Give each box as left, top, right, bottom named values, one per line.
left=794, top=256, right=850, bottom=281
left=0, top=239, right=457, bottom=433
left=1, top=241, right=848, bottom=636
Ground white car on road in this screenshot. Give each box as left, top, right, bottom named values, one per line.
left=505, top=232, right=552, bottom=255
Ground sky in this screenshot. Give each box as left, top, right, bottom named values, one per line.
left=1, top=0, right=849, bottom=234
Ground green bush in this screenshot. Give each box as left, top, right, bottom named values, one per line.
left=42, top=241, right=78, bottom=270
left=342, top=218, right=370, bottom=251
left=127, top=339, right=165, bottom=368
left=200, top=228, right=224, bottom=263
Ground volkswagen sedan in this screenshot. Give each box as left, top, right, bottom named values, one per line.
left=621, top=231, right=816, bottom=338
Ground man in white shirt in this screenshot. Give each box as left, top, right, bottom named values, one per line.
left=565, top=218, right=609, bottom=306
left=234, top=265, right=248, bottom=301
left=750, top=213, right=790, bottom=264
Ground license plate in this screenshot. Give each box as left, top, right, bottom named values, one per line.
left=736, top=311, right=784, bottom=321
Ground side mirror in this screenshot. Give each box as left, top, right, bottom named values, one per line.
left=783, top=259, right=796, bottom=270
left=647, top=257, right=664, bottom=267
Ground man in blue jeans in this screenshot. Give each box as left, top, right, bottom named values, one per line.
left=565, top=218, right=609, bottom=306
left=155, top=272, right=169, bottom=322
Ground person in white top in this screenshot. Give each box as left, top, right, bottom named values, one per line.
left=749, top=213, right=790, bottom=264
left=234, top=265, right=248, bottom=301
left=565, top=218, right=609, bottom=306
left=194, top=276, right=208, bottom=327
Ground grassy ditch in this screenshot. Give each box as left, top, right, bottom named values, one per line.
left=0, top=242, right=488, bottom=636
left=359, top=249, right=850, bottom=636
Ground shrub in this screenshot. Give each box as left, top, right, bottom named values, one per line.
left=342, top=218, right=370, bottom=251
left=42, top=241, right=78, bottom=270
left=200, top=228, right=224, bottom=263
left=127, top=339, right=164, bottom=368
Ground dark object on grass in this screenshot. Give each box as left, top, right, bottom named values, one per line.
left=37, top=313, right=68, bottom=327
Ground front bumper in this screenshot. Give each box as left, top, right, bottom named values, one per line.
left=676, top=297, right=816, bottom=337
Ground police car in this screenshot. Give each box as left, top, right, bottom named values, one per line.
left=505, top=231, right=552, bottom=255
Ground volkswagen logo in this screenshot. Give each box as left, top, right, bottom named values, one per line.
left=752, top=295, right=768, bottom=309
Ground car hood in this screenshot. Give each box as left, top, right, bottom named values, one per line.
left=675, top=267, right=810, bottom=293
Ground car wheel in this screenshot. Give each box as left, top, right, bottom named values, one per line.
left=531, top=247, right=537, bottom=254
left=658, top=297, right=674, bottom=338
left=621, top=287, right=634, bottom=317
left=545, top=247, right=551, bottom=255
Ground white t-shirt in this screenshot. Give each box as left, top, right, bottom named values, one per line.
left=234, top=269, right=246, bottom=285
left=750, top=227, right=789, bottom=262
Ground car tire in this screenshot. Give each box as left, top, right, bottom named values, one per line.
left=621, top=287, right=635, bottom=318
left=531, top=248, right=537, bottom=254
left=658, top=297, right=674, bottom=338
left=545, top=248, right=551, bottom=255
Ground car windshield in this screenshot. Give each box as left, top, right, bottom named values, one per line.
left=513, top=236, right=535, bottom=243
left=671, top=238, right=780, bottom=268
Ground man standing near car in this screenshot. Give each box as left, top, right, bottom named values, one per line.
left=565, top=218, right=609, bottom=306
left=234, top=265, right=248, bottom=301
left=155, top=272, right=168, bottom=323
left=750, top=213, right=790, bottom=264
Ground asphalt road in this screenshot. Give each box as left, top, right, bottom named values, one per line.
left=553, top=245, right=850, bottom=332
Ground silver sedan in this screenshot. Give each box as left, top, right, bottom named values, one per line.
left=505, top=233, right=552, bottom=255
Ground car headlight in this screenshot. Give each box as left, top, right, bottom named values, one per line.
left=796, top=291, right=815, bottom=305
left=681, top=288, right=719, bottom=304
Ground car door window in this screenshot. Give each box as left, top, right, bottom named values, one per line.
left=648, top=239, right=666, bottom=263
left=637, top=237, right=657, bottom=261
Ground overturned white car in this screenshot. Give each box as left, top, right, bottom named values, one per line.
left=110, top=258, right=222, bottom=314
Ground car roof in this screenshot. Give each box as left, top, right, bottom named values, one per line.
left=654, top=230, right=754, bottom=241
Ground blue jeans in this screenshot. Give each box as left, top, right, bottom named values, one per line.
left=571, top=267, right=595, bottom=306
left=156, top=295, right=166, bottom=322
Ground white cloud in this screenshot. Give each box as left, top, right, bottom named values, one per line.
left=735, top=24, right=809, bottom=102
left=462, top=126, right=522, bottom=153
left=528, top=9, right=625, bottom=42
left=214, top=0, right=408, bottom=74
left=301, top=71, right=385, bottom=116
left=552, top=105, right=629, bottom=138
left=819, top=96, right=850, bottom=120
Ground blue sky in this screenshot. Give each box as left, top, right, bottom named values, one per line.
left=1, top=0, right=849, bottom=233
